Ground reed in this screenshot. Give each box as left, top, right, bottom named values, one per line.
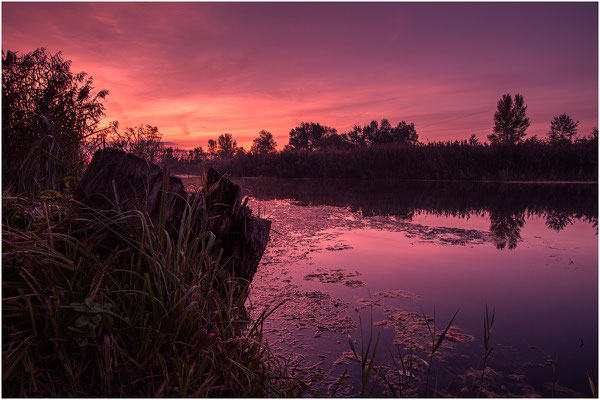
left=2, top=187, right=301, bottom=397
left=202, top=141, right=597, bottom=182
left=477, top=305, right=495, bottom=397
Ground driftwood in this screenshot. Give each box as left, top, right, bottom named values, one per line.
left=75, top=148, right=271, bottom=285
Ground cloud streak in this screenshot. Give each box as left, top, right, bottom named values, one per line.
left=3, top=2, right=597, bottom=149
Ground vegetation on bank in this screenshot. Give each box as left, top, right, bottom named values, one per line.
left=204, top=140, right=597, bottom=181
left=2, top=191, right=301, bottom=397
left=2, top=48, right=301, bottom=397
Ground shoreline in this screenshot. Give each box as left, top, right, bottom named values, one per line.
left=177, top=175, right=598, bottom=185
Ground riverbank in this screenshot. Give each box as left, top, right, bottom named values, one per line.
left=176, top=141, right=598, bottom=182
left=2, top=170, right=301, bottom=397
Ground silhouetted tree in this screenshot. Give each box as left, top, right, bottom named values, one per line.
left=2, top=48, right=108, bottom=193
left=251, top=130, right=277, bottom=154
left=346, top=124, right=368, bottom=147
left=122, top=125, right=163, bottom=164
left=207, top=139, right=217, bottom=156
left=468, top=134, right=480, bottom=146
left=524, top=135, right=543, bottom=145
left=288, top=122, right=337, bottom=150
left=488, top=94, right=530, bottom=145
left=548, top=113, right=579, bottom=144
left=345, top=119, right=418, bottom=146
left=192, top=146, right=204, bottom=162
left=217, top=133, right=237, bottom=157
left=162, top=146, right=175, bottom=164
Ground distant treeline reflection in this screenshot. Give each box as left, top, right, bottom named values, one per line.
left=233, top=178, right=598, bottom=250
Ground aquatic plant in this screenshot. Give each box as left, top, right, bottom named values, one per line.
left=478, top=305, right=495, bottom=397
left=422, top=309, right=459, bottom=397
left=347, top=310, right=385, bottom=397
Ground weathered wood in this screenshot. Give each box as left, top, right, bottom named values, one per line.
left=75, top=149, right=271, bottom=285
left=74, top=148, right=187, bottom=229
left=203, top=167, right=271, bottom=283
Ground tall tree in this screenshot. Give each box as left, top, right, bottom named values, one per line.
left=488, top=94, right=530, bottom=145
left=548, top=113, right=579, bottom=143
left=287, top=122, right=337, bottom=151
left=2, top=48, right=108, bottom=193
left=217, top=133, right=237, bottom=157
left=207, top=139, right=217, bottom=156
left=250, top=130, right=277, bottom=154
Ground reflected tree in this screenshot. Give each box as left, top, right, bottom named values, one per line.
left=544, top=211, right=573, bottom=232
left=489, top=212, right=525, bottom=250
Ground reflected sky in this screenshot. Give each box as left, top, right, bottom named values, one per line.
left=182, top=177, right=598, bottom=395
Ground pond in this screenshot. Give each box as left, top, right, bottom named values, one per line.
left=183, top=177, right=598, bottom=397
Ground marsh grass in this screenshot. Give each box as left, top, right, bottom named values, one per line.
left=347, top=311, right=385, bottom=397
left=477, top=305, right=495, bottom=397
left=2, top=186, right=301, bottom=396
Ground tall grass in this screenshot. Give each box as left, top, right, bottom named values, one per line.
left=203, top=141, right=597, bottom=182
left=478, top=305, right=495, bottom=397
left=2, top=187, right=301, bottom=396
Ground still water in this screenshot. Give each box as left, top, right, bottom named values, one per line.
left=185, top=177, right=598, bottom=397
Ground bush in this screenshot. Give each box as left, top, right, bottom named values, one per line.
left=2, top=48, right=108, bottom=195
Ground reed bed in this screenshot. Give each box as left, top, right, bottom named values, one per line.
left=2, top=190, right=301, bottom=397
left=203, top=141, right=597, bottom=181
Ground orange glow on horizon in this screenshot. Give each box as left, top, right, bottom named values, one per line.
left=2, top=2, right=597, bottom=150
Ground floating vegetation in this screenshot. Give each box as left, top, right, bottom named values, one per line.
left=375, top=289, right=421, bottom=300
left=304, top=268, right=363, bottom=286
left=374, top=310, right=474, bottom=354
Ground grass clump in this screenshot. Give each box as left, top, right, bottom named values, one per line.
left=2, top=190, right=301, bottom=397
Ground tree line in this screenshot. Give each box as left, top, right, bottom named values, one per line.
left=3, top=48, right=598, bottom=194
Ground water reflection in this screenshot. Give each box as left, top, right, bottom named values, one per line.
left=232, top=178, right=598, bottom=250
left=489, top=212, right=525, bottom=250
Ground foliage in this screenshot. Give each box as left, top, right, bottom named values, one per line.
left=94, top=122, right=164, bottom=164
left=468, top=134, right=481, bottom=146
left=2, top=191, right=301, bottom=397
left=207, top=139, right=218, bottom=156
left=548, top=113, right=579, bottom=144
left=287, top=122, right=338, bottom=151
left=488, top=94, right=530, bottom=145
left=345, top=119, right=418, bottom=146
left=217, top=133, right=237, bottom=157
left=251, top=130, right=278, bottom=154
left=205, top=140, right=597, bottom=182
left=2, top=48, right=108, bottom=194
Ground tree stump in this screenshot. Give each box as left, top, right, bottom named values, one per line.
left=75, top=148, right=271, bottom=285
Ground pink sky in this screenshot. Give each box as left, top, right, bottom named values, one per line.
left=3, top=2, right=598, bottom=150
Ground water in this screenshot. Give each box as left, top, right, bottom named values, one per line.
left=183, top=177, right=598, bottom=397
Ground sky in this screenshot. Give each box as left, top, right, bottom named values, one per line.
left=2, top=2, right=598, bottom=150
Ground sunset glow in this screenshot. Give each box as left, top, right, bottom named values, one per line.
left=3, top=2, right=598, bottom=149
